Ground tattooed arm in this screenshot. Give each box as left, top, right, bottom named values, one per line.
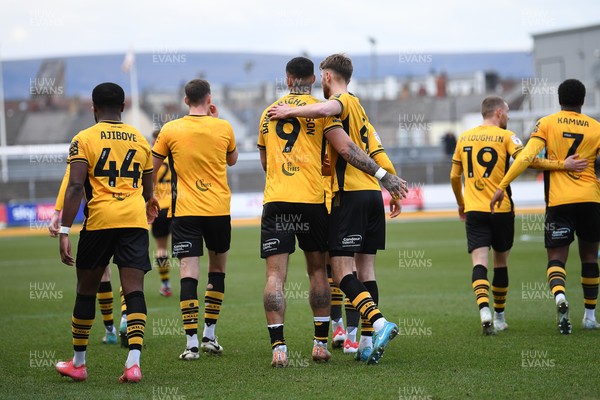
left=326, top=127, right=408, bottom=198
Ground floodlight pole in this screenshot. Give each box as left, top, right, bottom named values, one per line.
left=130, top=50, right=140, bottom=130
left=368, top=37, right=378, bottom=121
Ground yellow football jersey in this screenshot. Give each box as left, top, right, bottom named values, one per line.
left=54, top=166, right=70, bottom=211
left=152, top=115, right=236, bottom=217
left=258, top=94, right=342, bottom=204
left=154, top=159, right=172, bottom=211
left=67, top=121, right=153, bottom=230
left=501, top=110, right=600, bottom=206
left=452, top=125, right=523, bottom=212
left=328, top=92, right=382, bottom=193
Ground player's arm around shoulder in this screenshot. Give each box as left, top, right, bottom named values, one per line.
left=326, top=127, right=408, bottom=199
left=267, top=98, right=342, bottom=120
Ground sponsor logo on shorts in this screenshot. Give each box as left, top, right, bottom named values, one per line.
left=551, top=227, right=571, bottom=240
left=341, top=234, right=362, bottom=248
left=262, top=238, right=280, bottom=252
left=173, top=241, right=192, bottom=255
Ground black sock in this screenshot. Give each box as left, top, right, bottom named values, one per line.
left=72, top=294, right=96, bottom=351
left=492, top=266, right=508, bottom=313
left=268, top=324, right=285, bottom=349
left=327, top=264, right=343, bottom=321
left=180, top=277, right=199, bottom=336
left=339, top=274, right=383, bottom=325
left=124, top=291, right=147, bottom=351
left=582, top=262, right=599, bottom=310
left=204, top=272, right=225, bottom=328
left=472, top=264, right=489, bottom=310
left=547, top=260, right=566, bottom=298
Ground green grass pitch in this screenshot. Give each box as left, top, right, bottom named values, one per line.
left=0, top=216, right=598, bottom=399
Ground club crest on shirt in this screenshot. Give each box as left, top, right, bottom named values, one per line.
left=474, top=179, right=485, bottom=191
left=69, top=140, right=79, bottom=157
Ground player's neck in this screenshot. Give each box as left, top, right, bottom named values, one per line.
left=188, top=105, right=208, bottom=116
left=480, top=119, right=498, bottom=127
left=330, top=83, right=347, bottom=96
left=561, top=106, right=581, bottom=113
left=289, top=86, right=311, bottom=95
left=96, top=113, right=121, bottom=123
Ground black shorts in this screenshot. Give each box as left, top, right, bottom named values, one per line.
left=545, top=203, right=600, bottom=248
left=465, top=211, right=514, bottom=253
left=76, top=228, right=151, bottom=271
left=328, top=190, right=385, bottom=257
left=151, top=208, right=172, bottom=238
left=171, top=215, right=231, bottom=258
left=260, top=202, right=328, bottom=258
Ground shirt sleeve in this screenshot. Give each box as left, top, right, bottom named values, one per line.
left=366, top=123, right=385, bottom=158
left=54, top=165, right=70, bottom=211
left=373, top=152, right=396, bottom=175
left=530, top=157, right=565, bottom=170
left=67, top=134, right=87, bottom=165
left=450, top=162, right=464, bottom=206
left=329, top=93, right=346, bottom=119
left=323, top=115, right=343, bottom=135
left=227, top=122, right=237, bottom=153
left=257, top=111, right=268, bottom=150
left=505, top=130, right=524, bottom=159
left=152, top=129, right=168, bottom=159
left=142, top=139, right=153, bottom=175
left=530, top=119, right=546, bottom=143
left=498, top=136, right=546, bottom=190
left=451, top=136, right=462, bottom=167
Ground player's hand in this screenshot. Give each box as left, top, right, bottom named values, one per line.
left=266, top=103, right=291, bottom=120
left=59, top=234, right=74, bottom=266
left=208, top=104, right=219, bottom=118
left=48, top=210, right=60, bottom=237
left=458, top=204, right=466, bottom=221
left=381, top=174, right=408, bottom=199
left=146, top=197, right=160, bottom=224
left=389, top=197, right=402, bottom=218
left=490, top=189, right=505, bottom=214
left=322, top=154, right=331, bottom=176
left=563, top=154, right=588, bottom=172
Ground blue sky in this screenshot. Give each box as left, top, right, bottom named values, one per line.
left=1, top=0, right=599, bottom=60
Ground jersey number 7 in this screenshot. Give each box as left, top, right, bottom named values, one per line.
left=563, top=132, right=583, bottom=157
